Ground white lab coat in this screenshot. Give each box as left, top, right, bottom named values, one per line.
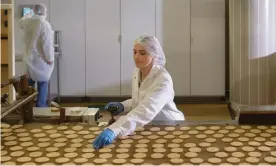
left=19, top=14, right=54, bottom=82
left=108, top=65, right=185, bottom=137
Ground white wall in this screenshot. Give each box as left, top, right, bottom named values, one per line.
left=14, top=0, right=226, bottom=97
left=157, top=0, right=225, bottom=96
left=120, top=0, right=156, bottom=96
left=49, top=0, right=86, bottom=96
left=85, top=0, right=121, bottom=96
left=190, top=0, right=225, bottom=96
left=156, top=0, right=191, bottom=96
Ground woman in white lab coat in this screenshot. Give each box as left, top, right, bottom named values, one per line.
left=93, top=35, right=185, bottom=149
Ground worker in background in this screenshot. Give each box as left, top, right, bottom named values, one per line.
left=93, top=35, right=185, bottom=149
left=19, top=4, right=54, bottom=107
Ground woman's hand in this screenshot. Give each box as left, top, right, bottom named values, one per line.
left=92, top=128, right=115, bottom=149
left=104, top=102, right=124, bottom=116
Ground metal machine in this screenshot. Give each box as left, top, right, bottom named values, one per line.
left=48, top=30, right=62, bottom=105
left=1, top=73, right=117, bottom=126
left=82, top=107, right=103, bottom=125
left=106, top=106, right=119, bottom=125
left=1, top=74, right=38, bottom=124
left=32, top=102, right=104, bottom=125
left=1, top=74, right=65, bottom=125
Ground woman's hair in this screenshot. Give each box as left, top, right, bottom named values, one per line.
left=134, top=35, right=166, bottom=66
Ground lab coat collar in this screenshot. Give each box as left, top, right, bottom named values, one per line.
left=33, top=14, right=46, bottom=20
left=147, top=65, right=161, bottom=78
left=136, top=65, right=161, bottom=80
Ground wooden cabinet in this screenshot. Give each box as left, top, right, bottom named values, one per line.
left=1, top=39, right=8, bottom=64
left=1, top=9, right=9, bottom=65
left=1, top=9, right=8, bottom=37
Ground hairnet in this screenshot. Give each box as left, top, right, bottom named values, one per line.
left=134, top=35, right=166, bottom=67
left=34, top=4, right=47, bottom=16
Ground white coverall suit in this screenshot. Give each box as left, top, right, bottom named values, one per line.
left=19, top=14, right=54, bottom=82
left=19, top=14, right=54, bottom=107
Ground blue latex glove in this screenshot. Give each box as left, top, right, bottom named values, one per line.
left=104, top=102, right=124, bottom=116
left=93, top=128, right=115, bottom=149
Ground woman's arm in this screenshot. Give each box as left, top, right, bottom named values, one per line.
left=121, top=99, right=132, bottom=113
left=108, top=80, right=171, bottom=137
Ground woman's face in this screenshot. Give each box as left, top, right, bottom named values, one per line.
left=133, top=43, right=153, bottom=69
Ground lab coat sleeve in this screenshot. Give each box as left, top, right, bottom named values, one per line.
left=41, top=22, right=54, bottom=63
left=121, top=99, right=132, bottom=113
left=108, top=82, right=170, bottom=137
left=18, top=18, right=25, bottom=29
left=19, top=15, right=31, bottom=29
